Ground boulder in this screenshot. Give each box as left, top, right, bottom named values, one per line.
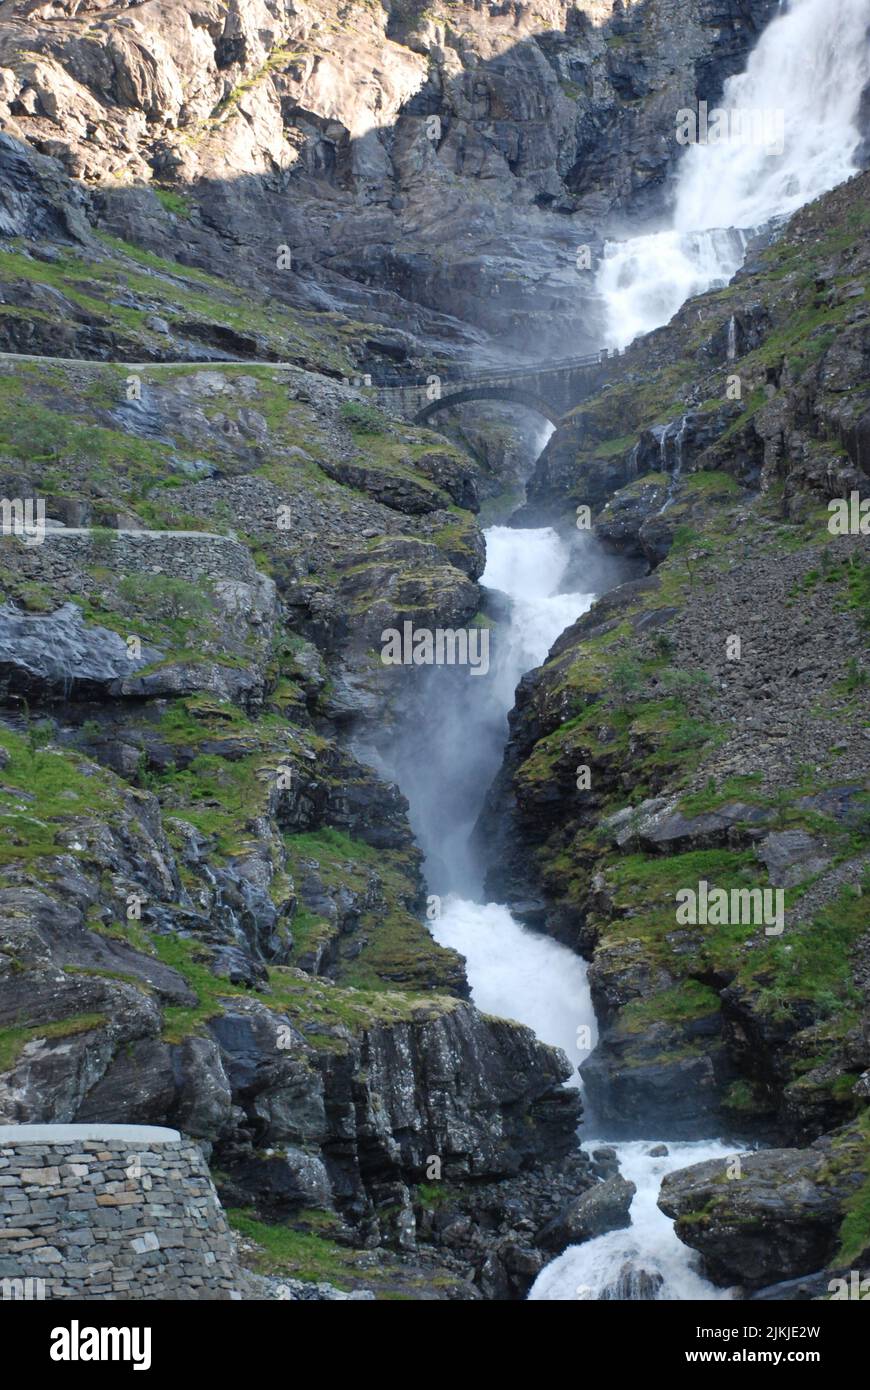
left=0, top=602, right=161, bottom=699
left=658, top=1126, right=867, bottom=1288
left=756, top=830, right=831, bottom=888
left=536, top=1174, right=636, bottom=1251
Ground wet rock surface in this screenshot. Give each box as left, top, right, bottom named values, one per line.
left=536, top=1172, right=635, bottom=1251
left=659, top=1123, right=869, bottom=1289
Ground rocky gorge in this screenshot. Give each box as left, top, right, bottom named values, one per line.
left=0, top=0, right=867, bottom=1305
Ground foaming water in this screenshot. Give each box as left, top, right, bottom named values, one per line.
left=482, top=525, right=594, bottom=706
left=674, top=0, right=870, bottom=233
left=431, top=896, right=596, bottom=1074
left=597, top=228, right=747, bottom=353
left=598, top=0, right=870, bottom=346
left=529, top=1140, right=737, bottom=1301
left=370, top=523, right=595, bottom=896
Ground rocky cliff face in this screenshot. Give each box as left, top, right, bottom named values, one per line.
left=0, top=337, right=597, bottom=1292
left=0, top=0, right=632, bottom=1277
left=476, top=170, right=870, bottom=1290
left=0, top=0, right=867, bottom=1302
left=0, top=0, right=779, bottom=358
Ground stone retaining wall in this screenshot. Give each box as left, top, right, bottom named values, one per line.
left=0, top=1126, right=247, bottom=1301
left=3, top=528, right=259, bottom=588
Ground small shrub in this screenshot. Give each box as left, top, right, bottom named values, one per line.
left=610, top=653, right=644, bottom=702
left=26, top=719, right=54, bottom=753
left=339, top=401, right=387, bottom=433
left=118, top=573, right=215, bottom=625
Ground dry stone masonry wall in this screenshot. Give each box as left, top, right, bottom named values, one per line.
left=0, top=1126, right=247, bottom=1301
left=6, top=528, right=261, bottom=588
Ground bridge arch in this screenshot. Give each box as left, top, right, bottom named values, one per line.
left=413, top=385, right=562, bottom=428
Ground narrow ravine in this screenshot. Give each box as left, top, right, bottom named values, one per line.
left=427, top=523, right=733, bottom=1302
left=372, top=0, right=870, bottom=1301
left=428, top=523, right=600, bottom=1072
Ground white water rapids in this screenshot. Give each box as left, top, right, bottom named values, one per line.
left=373, top=0, right=870, bottom=1301
left=529, top=1141, right=736, bottom=1301
left=429, top=530, right=736, bottom=1301
left=598, top=0, right=870, bottom=347
left=430, top=524, right=598, bottom=1072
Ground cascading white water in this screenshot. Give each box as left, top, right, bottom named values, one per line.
left=427, top=525, right=598, bottom=1066
left=425, top=527, right=730, bottom=1302
left=480, top=525, right=593, bottom=709
left=432, top=897, right=597, bottom=1072
left=598, top=228, right=748, bottom=354
left=598, top=0, right=870, bottom=346
left=373, top=0, right=870, bottom=1303
left=365, top=523, right=599, bottom=897
left=674, top=0, right=869, bottom=233
left=529, top=1141, right=736, bottom=1301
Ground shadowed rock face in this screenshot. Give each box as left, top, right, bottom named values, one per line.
left=658, top=1124, right=869, bottom=1288
left=0, top=0, right=780, bottom=356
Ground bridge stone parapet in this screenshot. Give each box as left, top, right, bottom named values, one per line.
left=368, top=351, right=621, bottom=426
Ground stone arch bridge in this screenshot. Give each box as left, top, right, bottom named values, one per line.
left=364, top=350, right=619, bottom=427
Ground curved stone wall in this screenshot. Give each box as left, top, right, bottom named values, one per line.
left=0, top=1125, right=246, bottom=1300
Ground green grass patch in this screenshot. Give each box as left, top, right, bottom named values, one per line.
left=740, top=873, right=870, bottom=1019
left=226, top=1208, right=365, bottom=1288
left=836, top=1108, right=870, bottom=1264
left=0, top=726, right=125, bottom=865
left=0, top=1012, right=108, bottom=1073
left=152, top=188, right=192, bottom=218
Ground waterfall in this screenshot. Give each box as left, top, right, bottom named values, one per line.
left=597, top=0, right=870, bottom=347
left=365, top=0, right=870, bottom=1305
left=365, top=524, right=598, bottom=898
left=423, top=525, right=599, bottom=1066
left=431, top=897, right=597, bottom=1072
left=529, top=1141, right=737, bottom=1301
left=598, top=228, right=748, bottom=353
left=372, top=514, right=730, bottom=1299
left=479, top=525, right=594, bottom=703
